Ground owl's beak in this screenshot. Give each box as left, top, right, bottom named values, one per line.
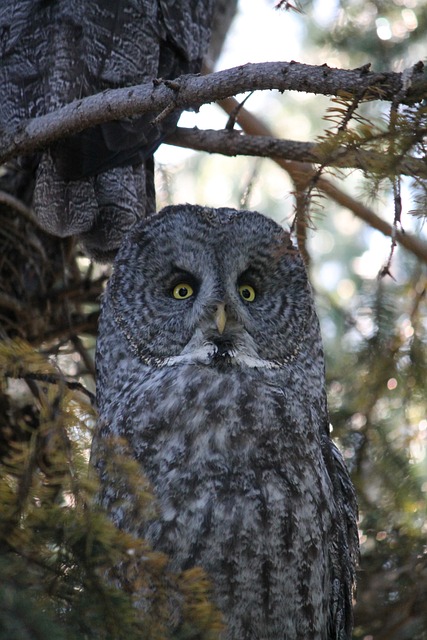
left=215, top=303, right=227, bottom=335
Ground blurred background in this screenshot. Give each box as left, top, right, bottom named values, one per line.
left=0, top=1, right=426, bottom=638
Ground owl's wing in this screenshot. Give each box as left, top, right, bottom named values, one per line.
left=321, top=432, right=359, bottom=639
left=0, top=0, right=216, bottom=261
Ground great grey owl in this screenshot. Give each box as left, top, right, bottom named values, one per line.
left=0, top=0, right=222, bottom=260
left=93, top=204, right=359, bottom=639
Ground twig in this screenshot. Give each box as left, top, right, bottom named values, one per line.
left=208, top=96, right=427, bottom=264
left=5, top=370, right=96, bottom=406
left=0, top=191, right=40, bottom=225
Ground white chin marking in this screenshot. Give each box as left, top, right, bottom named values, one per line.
left=163, top=346, right=280, bottom=369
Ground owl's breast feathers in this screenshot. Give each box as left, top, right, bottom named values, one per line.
left=95, top=360, right=357, bottom=640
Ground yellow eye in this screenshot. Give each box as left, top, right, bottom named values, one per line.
left=172, top=283, right=194, bottom=300
left=239, top=284, right=256, bottom=302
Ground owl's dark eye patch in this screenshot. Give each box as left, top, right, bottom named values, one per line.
left=166, top=269, right=200, bottom=298
left=237, top=268, right=263, bottom=293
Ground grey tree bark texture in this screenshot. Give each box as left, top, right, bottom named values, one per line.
left=2, top=61, right=426, bottom=170
left=0, top=0, right=235, bottom=260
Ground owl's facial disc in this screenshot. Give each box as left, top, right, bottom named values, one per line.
left=110, top=206, right=311, bottom=369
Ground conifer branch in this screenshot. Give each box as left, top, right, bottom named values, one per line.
left=212, top=96, right=427, bottom=264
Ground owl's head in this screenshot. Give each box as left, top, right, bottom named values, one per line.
left=107, top=205, right=319, bottom=369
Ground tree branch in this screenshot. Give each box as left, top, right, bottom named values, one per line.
left=212, top=96, right=427, bottom=264
left=1, top=61, right=426, bottom=165
left=5, top=371, right=96, bottom=406
left=0, top=190, right=39, bottom=225
left=166, top=127, right=427, bottom=178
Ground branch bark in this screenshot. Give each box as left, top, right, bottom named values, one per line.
left=167, top=127, right=427, bottom=178
left=1, top=60, right=426, bottom=165
left=1, top=59, right=426, bottom=262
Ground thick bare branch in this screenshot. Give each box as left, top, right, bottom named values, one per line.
left=1, top=61, right=426, bottom=165
left=167, top=127, right=427, bottom=178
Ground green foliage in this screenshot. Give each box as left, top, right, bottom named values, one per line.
left=0, top=340, right=222, bottom=640
left=312, top=94, right=427, bottom=216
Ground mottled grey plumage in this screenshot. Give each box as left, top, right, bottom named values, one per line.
left=0, top=1, right=216, bottom=260
left=93, top=204, right=359, bottom=639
